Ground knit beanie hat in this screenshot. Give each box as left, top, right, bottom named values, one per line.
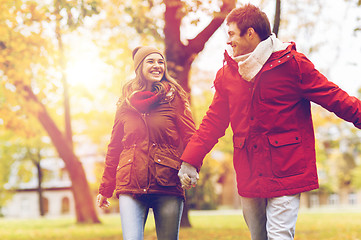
left=132, top=46, right=165, bottom=72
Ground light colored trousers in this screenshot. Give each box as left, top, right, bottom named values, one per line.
left=241, top=194, right=301, bottom=240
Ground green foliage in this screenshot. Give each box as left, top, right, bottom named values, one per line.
left=186, top=159, right=219, bottom=210
left=124, top=3, right=163, bottom=41
left=0, top=132, right=17, bottom=208
left=55, top=0, right=100, bottom=30
left=312, top=104, right=361, bottom=192
left=352, top=166, right=361, bottom=189
left=186, top=80, right=235, bottom=210
left=186, top=89, right=218, bottom=210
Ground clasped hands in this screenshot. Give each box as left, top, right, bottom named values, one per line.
left=178, top=162, right=199, bottom=189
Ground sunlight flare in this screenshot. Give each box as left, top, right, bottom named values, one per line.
left=65, top=36, right=111, bottom=90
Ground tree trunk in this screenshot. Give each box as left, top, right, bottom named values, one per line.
left=36, top=161, right=45, bottom=216
left=273, top=0, right=281, bottom=36
left=19, top=83, right=100, bottom=224
left=28, top=147, right=45, bottom=217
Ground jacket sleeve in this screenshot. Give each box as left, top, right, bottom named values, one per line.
left=296, top=53, right=361, bottom=129
left=98, top=106, right=125, bottom=198
left=181, top=69, right=231, bottom=170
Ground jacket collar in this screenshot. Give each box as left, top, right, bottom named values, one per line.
left=268, top=41, right=296, bottom=61
left=223, top=42, right=297, bottom=70
left=261, top=42, right=296, bottom=73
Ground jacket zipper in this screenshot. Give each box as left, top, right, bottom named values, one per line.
left=140, top=111, right=152, bottom=192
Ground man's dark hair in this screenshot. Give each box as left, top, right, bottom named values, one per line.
left=226, top=4, right=272, bottom=41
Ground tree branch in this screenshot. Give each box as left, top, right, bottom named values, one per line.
left=164, top=0, right=183, bottom=48
left=186, top=0, right=235, bottom=55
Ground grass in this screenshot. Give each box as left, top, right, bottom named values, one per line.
left=0, top=209, right=361, bottom=239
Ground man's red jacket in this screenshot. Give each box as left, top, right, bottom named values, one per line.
left=181, top=43, right=361, bottom=198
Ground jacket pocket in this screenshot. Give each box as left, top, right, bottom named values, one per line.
left=116, top=157, right=133, bottom=186
left=154, top=153, right=181, bottom=186
left=267, top=131, right=306, bottom=177
left=233, top=136, right=247, bottom=174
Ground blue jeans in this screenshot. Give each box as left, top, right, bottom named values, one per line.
left=119, top=194, right=184, bottom=240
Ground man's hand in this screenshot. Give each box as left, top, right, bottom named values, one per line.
left=97, top=194, right=110, bottom=209
left=178, top=162, right=199, bottom=190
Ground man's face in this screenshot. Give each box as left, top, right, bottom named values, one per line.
left=227, top=22, right=254, bottom=57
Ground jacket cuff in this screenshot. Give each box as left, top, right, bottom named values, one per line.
left=99, top=184, right=115, bottom=198
left=181, top=143, right=207, bottom=171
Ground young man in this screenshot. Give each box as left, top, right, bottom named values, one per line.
left=178, top=3, right=361, bottom=240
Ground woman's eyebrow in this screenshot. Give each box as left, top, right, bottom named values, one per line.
left=146, top=57, right=163, bottom=61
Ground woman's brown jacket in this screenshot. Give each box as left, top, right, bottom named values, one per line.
left=99, top=89, right=196, bottom=199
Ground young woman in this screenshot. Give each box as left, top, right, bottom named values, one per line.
left=97, top=46, right=196, bottom=240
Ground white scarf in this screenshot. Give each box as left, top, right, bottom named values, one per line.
left=233, top=34, right=290, bottom=82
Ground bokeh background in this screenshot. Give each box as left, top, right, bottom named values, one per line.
left=1, top=0, right=361, bottom=229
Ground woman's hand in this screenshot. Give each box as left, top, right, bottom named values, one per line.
left=97, top=194, right=110, bottom=209
left=178, top=162, right=199, bottom=190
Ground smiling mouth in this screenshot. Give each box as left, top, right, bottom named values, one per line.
left=151, top=70, right=162, bottom=75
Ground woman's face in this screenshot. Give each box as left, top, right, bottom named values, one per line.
left=141, top=53, right=165, bottom=84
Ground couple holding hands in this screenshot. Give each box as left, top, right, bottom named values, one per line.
left=97, top=4, right=361, bottom=240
